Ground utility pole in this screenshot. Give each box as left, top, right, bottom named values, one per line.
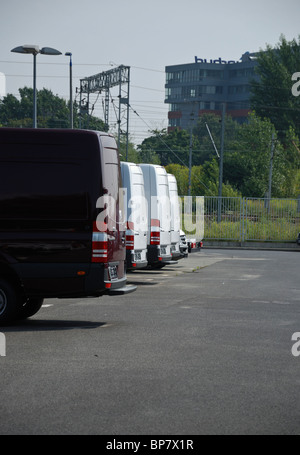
left=65, top=52, right=73, bottom=128
left=125, top=67, right=130, bottom=161
left=33, top=53, right=37, bottom=128
left=217, top=102, right=226, bottom=222
left=268, top=132, right=275, bottom=199
left=188, top=107, right=195, bottom=196
left=79, top=65, right=130, bottom=153
left=266, top=132, right=275, bottom=211
left=188, top=121, right=193, bottom=197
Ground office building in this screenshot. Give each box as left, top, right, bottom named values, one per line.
left=165, top=52, right=258, bottom=131
left=0, top=72, right=6, bottom=98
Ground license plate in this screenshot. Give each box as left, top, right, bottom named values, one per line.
left=160, top=246, right=166, bottom=255
left=134, top=252, right=141, bottom=261
left=109, top=266, right=118, bottom=280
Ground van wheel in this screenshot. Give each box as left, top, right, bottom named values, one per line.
left=17, top=298, right=44, bottom=320
left=0, top=279, right=20, bottom=324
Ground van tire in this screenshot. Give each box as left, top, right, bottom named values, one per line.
left=18, top=298, right=44, bottom=320
left=0, top=279, right=20, bottom=324
left=152, top=263, right=166, bottom=269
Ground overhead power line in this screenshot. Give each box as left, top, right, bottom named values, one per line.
left=128, top=103, right=210, bottom=192
left=0, top=60, right=165, bottom=73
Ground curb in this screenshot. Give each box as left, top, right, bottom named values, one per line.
left=203, top=240, right=300, bottom=252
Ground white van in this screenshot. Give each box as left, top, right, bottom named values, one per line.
left=120, top=162, right=148, bottom=270
left=167, top=173, right=182, bottom=260
left=139, top=164, right=173, bottom=267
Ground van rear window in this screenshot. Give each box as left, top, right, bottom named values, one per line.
left=0, top=158, right=89, bottom=220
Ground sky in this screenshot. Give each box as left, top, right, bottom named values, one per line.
left=1, top=0, right=300, bottom=145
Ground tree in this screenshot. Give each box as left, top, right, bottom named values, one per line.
left=137, top=128, right=201, bottom=167
left=277, top=126, right=300, bottom=197
left=0, top=87, right=107, bottom=131
left=0, top=87, right=69, bottom=128
left=222, top=112, right=300, bottom=198
left=118, top=135, right=139, bottom=163
left=78, top=110, right=108, bottom=131
left=165, top=164, right=189, bottom=195
left=139, top=110, right=299, bottom=197
left=165, top=161, right=241, bottom=197
left=250, top=35, right=300, bottom=140
left=222, top=113, right=273, bottom=197
left=192, top=113, right=240, bottom=165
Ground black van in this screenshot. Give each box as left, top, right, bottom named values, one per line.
left=0, top=128, right=136, bottom=323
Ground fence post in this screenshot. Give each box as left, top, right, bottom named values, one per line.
left=0, top=332, right=6, bottom=357
left=242, top=197, right=245, bottom=243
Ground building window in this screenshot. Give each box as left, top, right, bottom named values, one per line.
left=206, top=86, right=216, bottom=94
left=229, top=68, right=255, bottom=78
left=208, top=69, right=224, bottom=79
left=182, top=86, right=198, bottom=98
left=166, top=68, right=225, bottom=85
left=199, top=86, right=223, bottom=95
left=169, top=118, right=181, bottom=127
left=166, top=71, right=184, bottom=84
left=169, top=104, right=181, bottom=112
left=166, top=87, right=182, bottom=100
left=228, top=85, right=250, bottom=94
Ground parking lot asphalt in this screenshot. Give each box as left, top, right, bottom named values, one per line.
left=1, top=248, right=300, bottom=435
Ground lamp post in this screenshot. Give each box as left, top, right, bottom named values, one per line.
left=11, top=45, right=62, bottom=128
left=65, top=52, right=73, bottom=129
left=217, top=102, right=226, bottom=223
left=188, top=103, right=196, bottom=197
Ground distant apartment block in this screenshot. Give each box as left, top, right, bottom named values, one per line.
left=165, top=52, right=258, bottom=132
left=0, top=72, right=6, bottom=98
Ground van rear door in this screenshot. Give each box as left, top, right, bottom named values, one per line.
left=129, top=164, right=148, bottom=253
left=98, top=134, right=126, bottom=283
left=167, top=173, right=182, bottom=259
left=156, top=166, right=171, bottom=252
left=140, top=164, right=172, bottom=266
left=121, top=162, right=148, bottom=269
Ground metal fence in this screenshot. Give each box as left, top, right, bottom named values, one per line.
left=203, top=197, right=300, bottom=243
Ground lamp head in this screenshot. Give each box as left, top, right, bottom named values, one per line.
left=11, top=45, right=61, bottom=56
left=40, top=47, right=62, bottom=55
left=11, top=45, right=40, bottom=55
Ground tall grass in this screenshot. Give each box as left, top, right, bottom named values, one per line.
left=181, top=197, right=300, bottom=242
left=204, top=218, right=298, bottom=241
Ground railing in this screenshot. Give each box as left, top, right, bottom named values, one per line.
left=203, top=197, right=300, bottom=242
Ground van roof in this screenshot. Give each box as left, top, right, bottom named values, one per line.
left=0, top=128, right=113, bottom=144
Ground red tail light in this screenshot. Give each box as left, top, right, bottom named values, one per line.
left=150, top=231, right=160, bottom=245
left=150, top=219, right=160, bottom=245
left=126, top=235, right=134, bottom=250
left=126, top=221, right=134, bottom=250
left=92, top=221, right=108, bottom=263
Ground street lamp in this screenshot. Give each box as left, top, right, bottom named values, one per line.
left=65, top=52, right=73, bottom=129
left=11, top=45, right=62, bottom=128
